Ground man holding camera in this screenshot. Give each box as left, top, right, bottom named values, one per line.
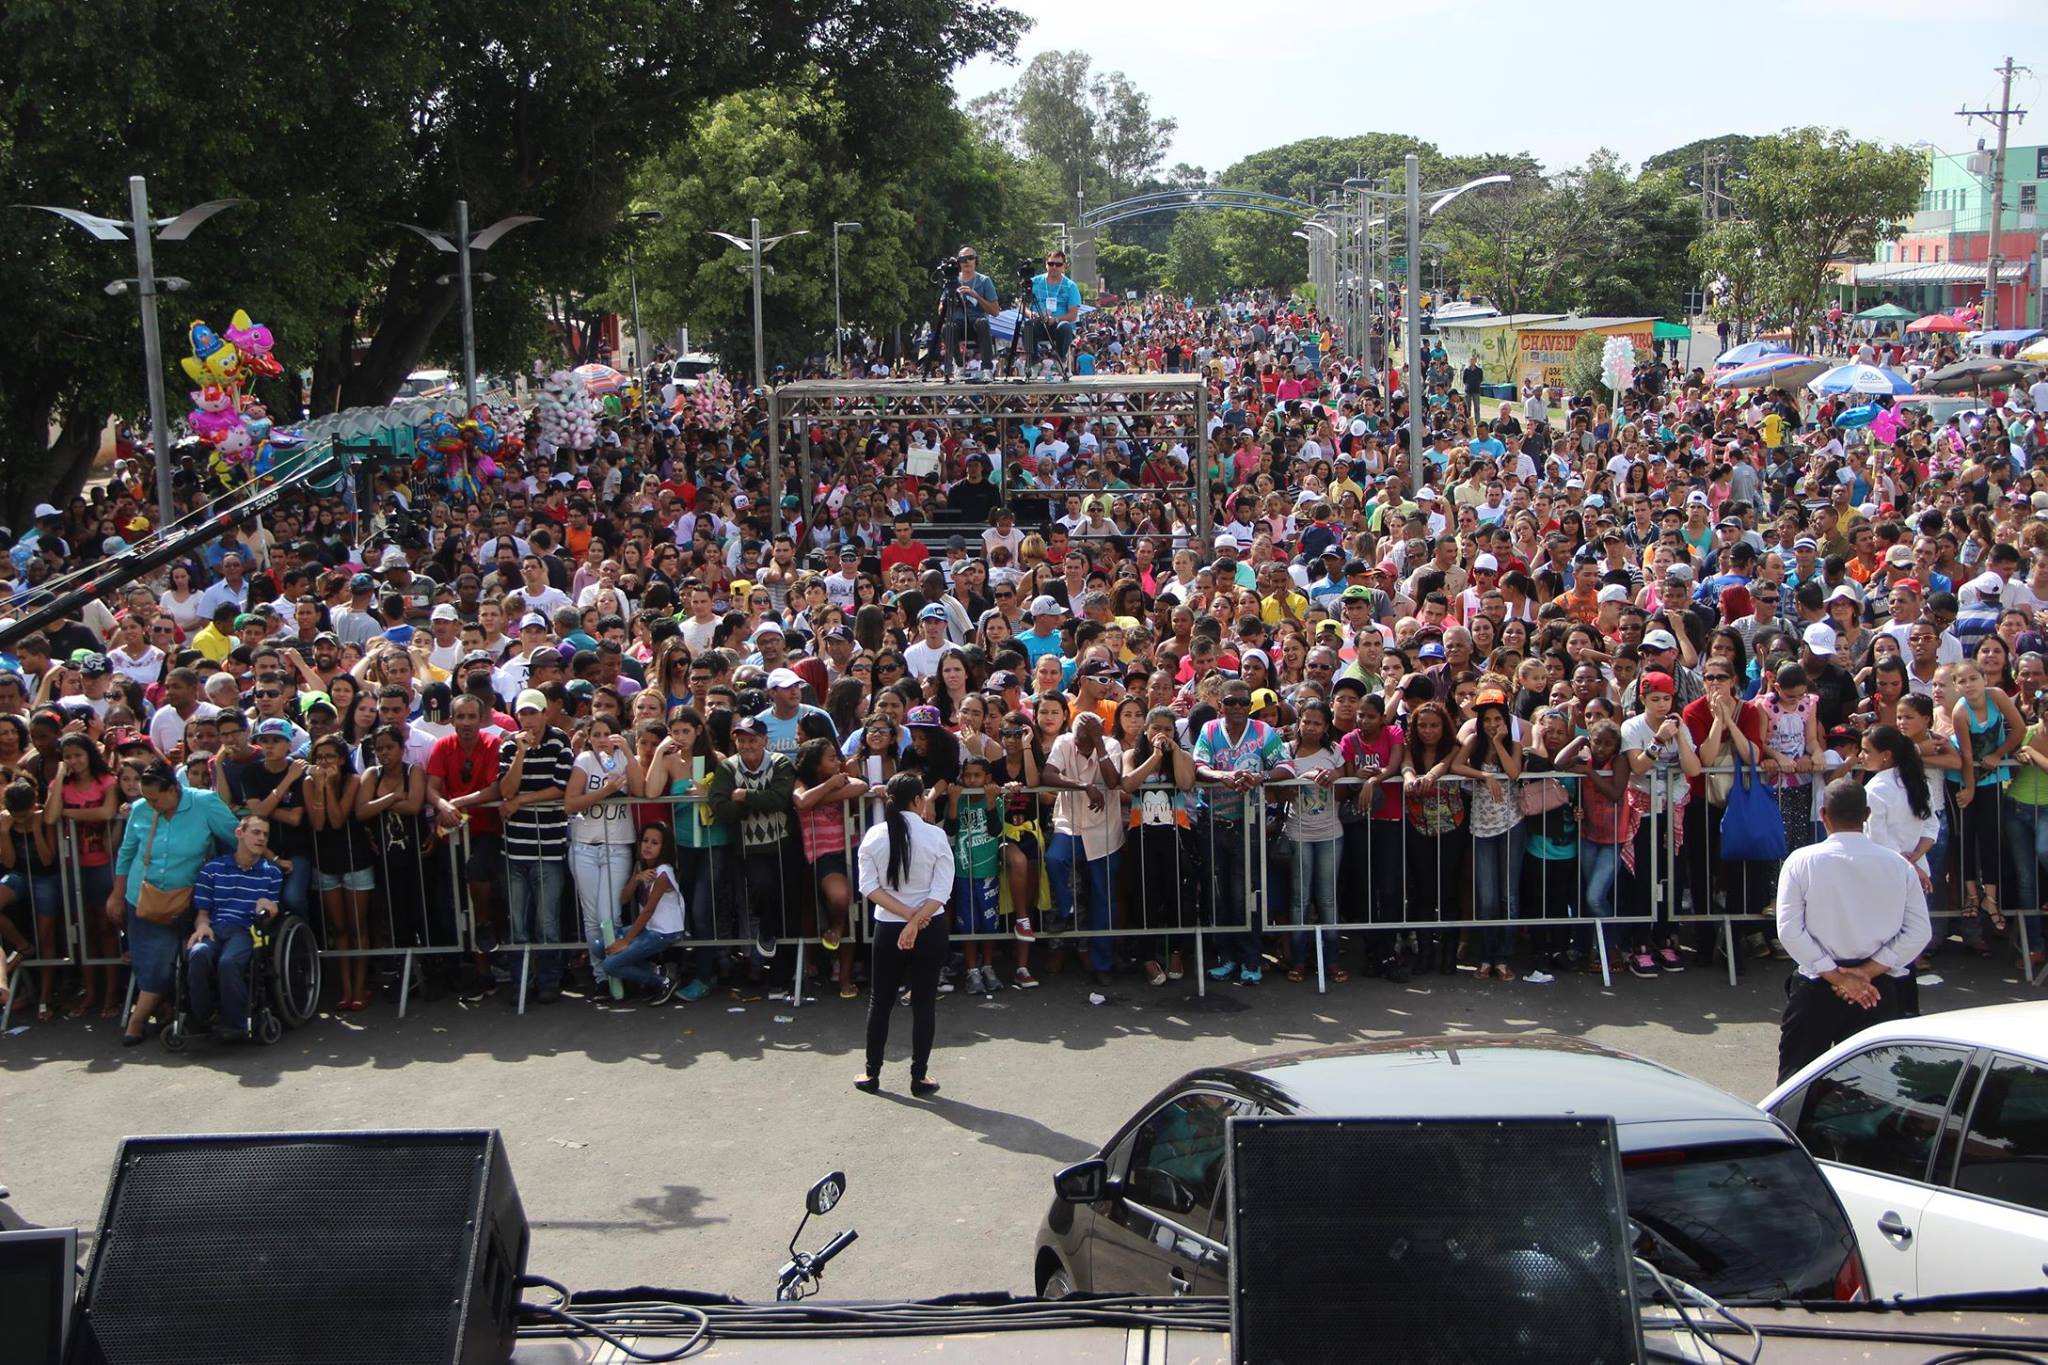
left=940, top=245, right=1000, bottom=379
left=1023, top=250, right=1083, bottom=376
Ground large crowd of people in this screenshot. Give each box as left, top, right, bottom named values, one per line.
left=3, top=273, right=2047, bottom=1054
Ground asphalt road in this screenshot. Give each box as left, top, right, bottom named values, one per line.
left=3, top=948, right=2035, bottom=1302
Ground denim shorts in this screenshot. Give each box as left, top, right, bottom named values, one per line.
left=315, top=867, right=376, bottom=893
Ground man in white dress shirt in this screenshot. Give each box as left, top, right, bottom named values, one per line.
left=1774, top=779, right=1931, bottom=1082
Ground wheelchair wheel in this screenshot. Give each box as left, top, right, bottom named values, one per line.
left=269, top=913, right=323, bottom=1029
left=255, top=1011, right=283, bottom=1046
left=162, top=1017, right=189, bottom=1053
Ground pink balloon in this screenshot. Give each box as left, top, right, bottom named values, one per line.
left=475, top=455, right=498, bottom=478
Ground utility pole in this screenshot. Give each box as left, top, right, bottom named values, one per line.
left=1700, top=152, right=1722, bottom=224
left=1958, top=56, right=2029, bottom=330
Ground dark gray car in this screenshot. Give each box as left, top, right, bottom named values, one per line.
left=1034, top=1034, right=1865, bottom=1305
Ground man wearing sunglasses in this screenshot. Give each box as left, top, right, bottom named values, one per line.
left=1022, top=252, right=1082, bottom=376
left=939, top=245, right=999, bottom=380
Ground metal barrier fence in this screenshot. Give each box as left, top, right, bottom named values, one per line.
left=5, top=760, right=2042, bottom=1033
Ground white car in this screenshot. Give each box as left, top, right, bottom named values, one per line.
left=1761, top=1001, right=2048, bottom=1301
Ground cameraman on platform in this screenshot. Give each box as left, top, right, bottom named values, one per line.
left=940, top=245, right=1000, bottom=378
left=1022, top=250, right=1083, bottom=374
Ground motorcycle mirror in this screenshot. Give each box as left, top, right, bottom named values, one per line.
left=806, top=1171, right=847, bottom=1217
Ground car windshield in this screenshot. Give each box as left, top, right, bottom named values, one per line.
left=1624, top=1142, right=1856, bottom=1303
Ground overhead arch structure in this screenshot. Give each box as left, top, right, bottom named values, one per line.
left=1072, top=189, right=1330, bottom=289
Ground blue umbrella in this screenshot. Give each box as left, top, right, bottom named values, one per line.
left=1714, top=340, right=1793, bottom=368
left=1807, top=363, right=1915, bottom=398
left=1711, top=354, right=1824, bottom=389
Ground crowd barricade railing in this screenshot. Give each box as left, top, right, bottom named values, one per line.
left=0, top=826, right=100, bottom=1031
left=1653, top=760, right=2041, bottom=989
left=1254, top=770, right=1653, bottom=993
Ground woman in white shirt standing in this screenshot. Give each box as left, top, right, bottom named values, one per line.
left=565, top=715, right=643, bottom=985
left=1859, top=724, right=1940, bottom=1014
left=855, top=771, right=954, bottom=1097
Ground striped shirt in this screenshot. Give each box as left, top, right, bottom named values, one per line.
left=193, top=853, right=284, bottom=932
left=500, top=729, right=573, bottom=861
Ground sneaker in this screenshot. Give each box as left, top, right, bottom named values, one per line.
left=534, top=984, right=563, bottom=1005
left=1207, top=961, right=1239, bottom=982
left=1013, top=917, right=1037, bottom=942
left=1628, top=952, right=1657, bottom=979
left=678, top=978, right=710, bottom=1003
left=648, top=972, right=679, bottom=1007
left=1769, top=938, right=1793, bottom=961
left=1011, top=967, right=1040, bottom=989
left=1167, top=952, right=1185, bottom=980
left=935, top=977, right=955, bottom=994
left=1744, top=931, right=1772, bottom=960
left=1657, top=947, right=1684, bottom=973
left=755, top=934, right=778, bottom=958
left=1239, top=968, right=1262, bottom=986
left=974, top=966, right=995, bottom=996
left=1524, top=969, right=1556, bottom=984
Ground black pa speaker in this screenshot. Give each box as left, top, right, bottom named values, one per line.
left=73, top=1129, right=528, bottom=1365
left=1227, top=1116, right=1642, bottom=1365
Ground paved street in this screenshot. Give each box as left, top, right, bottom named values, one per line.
left=3, top=952, right=2035, bottom=1302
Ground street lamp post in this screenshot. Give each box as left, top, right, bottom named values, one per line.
left=832, top=221, right=862, bottom=373
left=17, top=175, right=242, bottom=527
left=620, top=209, right=664, bottom=379
left=395, top=200, right=541, bottom=411
left=711, top=217, right=810, bottom=393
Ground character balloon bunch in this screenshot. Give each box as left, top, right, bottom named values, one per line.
left=534, top=369, right=600, bottom=452
left=181, top=309, right=281, bottom=467
left=414, top=404, right=508, bottom=502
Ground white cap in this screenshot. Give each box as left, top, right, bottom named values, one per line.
left=1642, top=629, right=1679, bottom=651
left=514, top=689, right=547, bottom=713
left=379, top=545, right=409, bottom=570
left=1802, top=623, right=1837, bottom=656
left=520, top=613, right=549, bottom=631
left=1472, top=553, right=1499, bottom=572
left=1687, top=490, right=1710, bottom=505
left=1415, top=486, right=1438, bottom=502
left=1598, top=584, right=1630, bottom=604
left=1825, top=583, right=1860, bottom=604
left=766, top=667, right=803, bottom=690
left=430, top=604, right=460, bottom=622
left=1564, top=476, right=1585, bottom=489
left=1966, top=571, right=2004, bottom=602
left=1214, top=533, right=1237, bottom=549
left=31, top=502, right=59, bottom=520
left=1029, top=594, right=1066, bottom=616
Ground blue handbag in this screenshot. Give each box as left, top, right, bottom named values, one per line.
left=1718, top=754, right=1787, bottom=862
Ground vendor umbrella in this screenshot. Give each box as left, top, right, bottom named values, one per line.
left=2019, top=337, right=2048, bottom=364
left=1917, top=355, right=2035, bottom=394
left=1854, top=302, right=1917, bottom=323
left=1906, top=313, right=1969, bottom=334
left=1714, top=340, right=1792, bottom=369
left=1711, top=354, right=1826, bottom=390
left=1807, top=363, right=1915, bottom=398
left=572, top=363, right=629, bottom=396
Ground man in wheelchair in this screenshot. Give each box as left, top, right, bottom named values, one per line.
left=184, top=814, right=285, bottom=1043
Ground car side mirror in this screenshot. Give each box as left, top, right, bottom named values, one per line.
left=806, top=1171, right=846, bottom=1217
left=1054, top=1158, right=1113, bottom=1204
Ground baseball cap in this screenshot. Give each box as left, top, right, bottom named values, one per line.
left=766, top=667, right=803, bottom=690
left=917, top=603, right=949, bottom=621
left=1967, top=571, right=2004, bottom=601
left=1664, top=563, right=1694, bottom=584
left=838, top=545, right=860, bottom=559
left=1642, top=629, right=1679, bottom=651
left=1417, top=641, right=1446, bottom=661
left=520, top=612, right=549, bottom=632
left=79, top=653, right=110, bottom=677
left=1802, top=623, right=1838, bottom=656
left=751, top=620, right=786, bottom=639
left=1340, top=585, right=1373, bottom=602
left=1884, top=544, right=1915, bottom=566
left=1639, top=671, right=1676, bottom=696
left=1076, top=658, right=1119, bottom=680
left=430, top=603, right=460, bottom=622
left=526, top=646, right=563, bottom=668
left=1891, top=578, right=1922, bottom=595
left=986, top=670, right=1021, bottom=690
left=233, top=613, right=263, bottom=629
left=299, top=691, right=337, bottom=716
left=1597, top=584, right=1630, bottom=604
left=514, top=689, right=548, bottom=714
left=731, top=714, right=767, bottom=735
left=905, top=705, right=944, bottom=729
left=379, top=546, right=409, bottom=571
left=1249, top=688, right=1278, bottom=711
left=254, top=718, right=295, bottom=742
left=1472, top=553, right=1499, bottom=573
left=1686, top=490, right=1709, bottom=506
left=1825, top=583, right=1860, bottom=604
left=1029, top=595, right=1065, bottom=617
left=459, top=649, right=495, bottom=667
left=1214, top=533, right=1237, bottom=550
left=349, top=572, right=376, bottom=593
left=314, top=631, right=340, bottom=646
left=1793, top=537, right=1818, bottom=552
left=32, top=502, right=60, bottom=520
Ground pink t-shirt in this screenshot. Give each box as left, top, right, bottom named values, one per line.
left=1339, top=724, right=1405, bottom=821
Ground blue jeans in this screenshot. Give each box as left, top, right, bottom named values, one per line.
left=504, top=857, right=566, bottom=988
left=187, top=926, right=255, bottom=1029
left=1046, top=833, right=1118, bottom=973
left=1288, top=837, right=1340, bottom=967
left=276, top=857, right=312, bottom=922
left=674, top=844, right=729, bottom=982
left=2003, top=800, right=2048, bottom=951
left=590, top=928, right=681, bottom=992
left=1581, top=842, right=1619, bottom=956
left=1472, top=832, right=1516, bottom=963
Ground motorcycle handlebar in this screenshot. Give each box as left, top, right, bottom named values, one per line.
left=813, top=1228, right=859, bottom=1270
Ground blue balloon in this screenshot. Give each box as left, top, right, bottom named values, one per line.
left=1836, top=404, right=1879, bottom=429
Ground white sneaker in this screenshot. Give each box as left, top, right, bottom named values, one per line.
left=1524, top=970, right=1556, bottom=985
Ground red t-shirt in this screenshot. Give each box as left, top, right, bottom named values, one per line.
left=880, top=541, right=926, bottom=575
left=1680, top=696, right=1764, bottom=804
left=426, top=732, right=503, bottom=836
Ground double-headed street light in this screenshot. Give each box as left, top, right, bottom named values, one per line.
left=395, top=201, right=542, bottom=412
left=832, top=221, right=862, bottom=372
left=17, top=176, right=242, bottom=527
left=713, top=218, right=810, bottom=532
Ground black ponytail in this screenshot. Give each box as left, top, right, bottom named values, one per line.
left=1868, top=724, right=1932, bottom=821
left=883, top=770, right=924, bottom=888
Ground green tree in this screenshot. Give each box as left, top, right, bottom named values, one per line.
left=1690, top=218, right=1771, bottom=335
left=1096, top=239, right=1165, bottom=296
left=0, top=0, right=1023, bottom=521
left=1562, top=332, right=1610, bottom=400
left=1729, top=127, right=1924, bottom=338
left=1642, top=134, right=1758, bottom=198
left=978, top=49, right=1175, bottom=208
left=1163, top=212, right=1229, bottom=302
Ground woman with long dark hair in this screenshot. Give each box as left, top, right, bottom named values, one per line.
left=1862, top=722, right=1941, bottom=1012
left=854, top=771, right=953, bottom=1096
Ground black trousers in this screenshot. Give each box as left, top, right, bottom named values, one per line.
left=941, top=314, right=993, bottom=367
left=864, top=914, right=949, bottom=1080
left=1778, top=970, right=1900, bottom=1083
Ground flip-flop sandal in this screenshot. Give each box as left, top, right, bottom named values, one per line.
left=1330, top=968, right=1350, bottom=983
left=839, top=983, right=859, bottom=999
left=1285, top=967, right=1305, bottom=983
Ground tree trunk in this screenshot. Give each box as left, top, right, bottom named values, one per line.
left=335, top=250, right=460, bottom=411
